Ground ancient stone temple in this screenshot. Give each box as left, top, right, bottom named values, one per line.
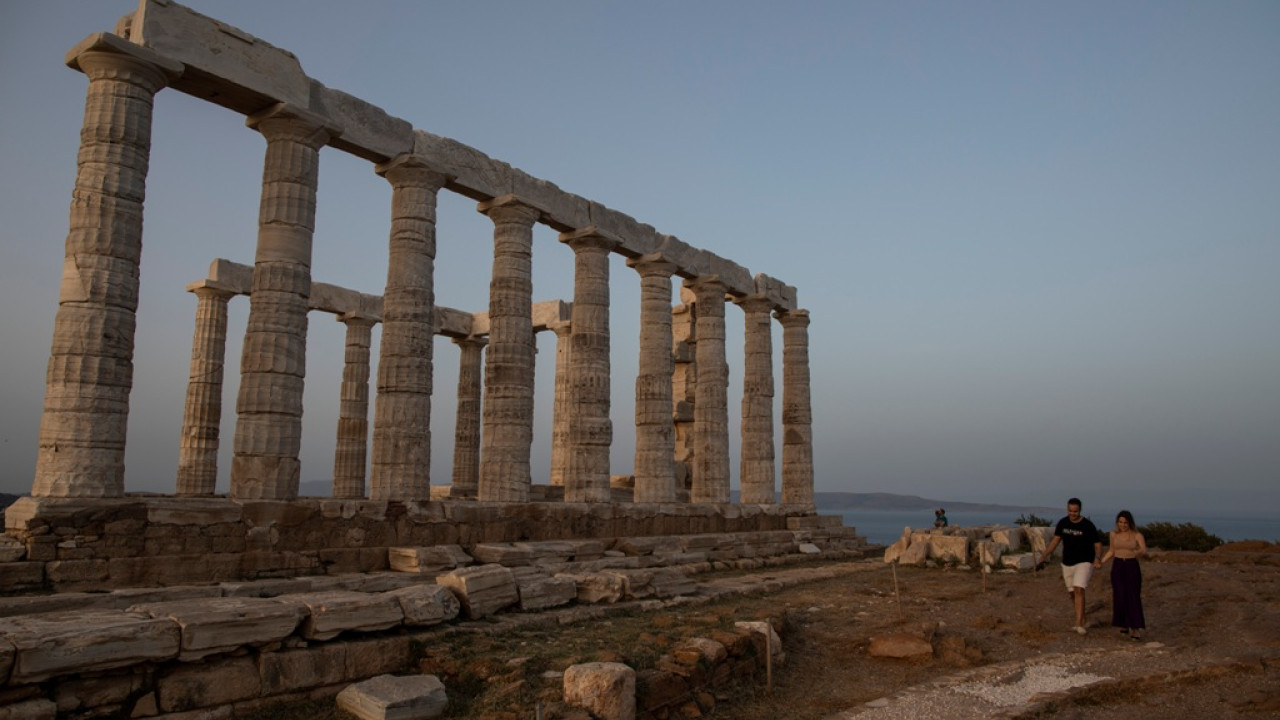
left=0, top=3, right=864, bottom=716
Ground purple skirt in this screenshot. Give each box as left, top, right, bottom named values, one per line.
left=1110, top=557, right=1146, bottom=630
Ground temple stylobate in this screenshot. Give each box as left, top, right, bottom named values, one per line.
left=27, top=0, right=814, bottom=510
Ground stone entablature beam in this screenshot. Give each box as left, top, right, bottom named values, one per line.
left=32, top=35, right=183, bottom=499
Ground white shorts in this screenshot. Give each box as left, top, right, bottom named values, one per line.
left=1061, top=562, right=1093, bottom=590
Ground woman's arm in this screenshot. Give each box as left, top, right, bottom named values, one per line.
left=1135, top=531, right=1147, bottom=558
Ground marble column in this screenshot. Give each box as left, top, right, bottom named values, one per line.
left=548, top=321, right=572, bottom=488
left=370, top=156, right=449, bottom=501
left=230, top=105, right=335, bottom=500
left=776, top=309, right=814, bottom=505
left=559, top=230, right=618, bottom=503
left=686, top=277, right=731, bottom=504
left=477, top=196, right=541, bottom=502
left=332, top=313, right=376, bottom=499
left=450, top=336, right=486, bottom=499
left=735, top=296, right=776, bottom=504
left=628, top=254, right=678, bottom=503
left=175, top=282, right=236, bottom=496
left=33, top=41, right=181, bottom=498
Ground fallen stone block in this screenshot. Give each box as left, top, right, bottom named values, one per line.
left=564, top=662, right=636, bottom=720
left=558, top=572, right=625, bottom=604
left=513, top=540, right=577, bottom=564
left=1002, top=553, right=1036, bottom=572
left=515, top=574, right=578, bottom=612
left=337, top=673, right=448, bottom=720
left=0, top=610, right=179, bottom=683
left=471, top=543, right=534, bottom=567
left=279, top=590, right=405, bottom=641
left=0, top=698, right=56, bottom=720
left=613, top=536, right=681, bottom=556
left=974, top=540, right=1008, bottom=568
left=990, top=526, right=1024, bottom=549
left=798, top=542, right=821, bottom=554
left=128, top=596, right=307, bottom=660
left=388, top=545, right=473, bottom=574
left=435, top=564, right=519, bottom=619
left=649, top=568, right=698, bottom=598
left=926, top=534, right=969, bottom=564
left=385, top=584, right=460, bottom=626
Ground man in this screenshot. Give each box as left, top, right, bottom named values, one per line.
left=1039, top=497, right=1103, bottom=635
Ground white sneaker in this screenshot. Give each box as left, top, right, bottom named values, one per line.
left=1075, top=626, right=1087, bottom=635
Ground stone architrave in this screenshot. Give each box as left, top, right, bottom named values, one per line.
left=333, top=313, right=377, bottom=499
left=176, top=282, right=236, bottom=496
left=33, top=39, right=181, bottom=498
left=477, top=196, right=542, bottom=502
left=686, top=277, right=731, bottom=504
left=776, top=309, right=814, bottom=505
left=231, top=104, right=336, bottom=500
left=449, top=336, right=486, bottom=499
left=560, top=229, right=619, bottom=503
left=627, top=254, right=678, bottom=503
left=548, top=321, right=572, bottom=487
left=370, top=155, right=449, bottom=501
left=735, top=296, right=776, bottom=504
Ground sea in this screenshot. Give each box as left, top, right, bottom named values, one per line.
left=827, top=509, right=1280, bottom=547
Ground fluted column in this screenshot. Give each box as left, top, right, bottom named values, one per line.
left=477, top=196, right=541, bottom=502
left=370, top=156, right=449, bottom=501
left=628, top=254, right=677, bottom=503
left=332, top=313, right=376, bottom=499
left=686, top=277, right=731, bottom=503
left=230, top=105, right=335, bottom=500
left=175, top=283, right=236, bottom=495
left=450, top=336, right=486, bottom=499
left=736, top=296, right=776, bottom=504
left=548, top=321, right=572, bottom=488
left=776, top=309, right=814, bottom=505
left=559, top=230, right=618, bottom=503
left=32, top=41, right=181, bottom=498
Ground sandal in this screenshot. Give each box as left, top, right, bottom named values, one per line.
left=1119, top=629, right=1129, bottom=636
left=1130, top=633, right=1143, bottom=641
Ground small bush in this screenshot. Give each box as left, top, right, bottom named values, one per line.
left=1015, top=513, right=1053, bottom=527
left=1140, top=521, right=1224, bottom=552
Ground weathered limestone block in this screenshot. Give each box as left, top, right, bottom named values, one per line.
left=0, top=699, right=55, bottom=720
left=650, top=569, right=698, bottom=598
left=258, top=642, right=346, bottom=695
left=471, top=543, right=534, bottom=567
left=280, top=591, right=404, bottom=641
left=0, top=536, right=25, bottom=563
left=564, top=662, right=636, bottom=720
left=514, top=573, right=578, bottom=612
left=990, top=527, right=1024, bottom=549
left=435, top=564, right=519, bottom=619
left=895, top=539, right=930, bottom=566
left=608, top=569, right=655, bottom=600
left=559, top=572, right=625, bottom=604
left=734, top=621, right=783, bottom=661
left=673, top=638, right=728, bottom=666
left=128, top=596, right=307, bottom=660
left=636, top=668, right=690, bottom=713
left=385, top=585, right=460, bottom=626
left=926, top=534, right=969, bottom=564
left=568, top=540, right=607, bottom=561
left=337, top=673, right=448, bottom=720
left=345, top=636, right=412, bottom=679
left=613, top=536, right=682, bottom=556
left=0, top=636, right=13, bottom=683
left=798, top=542, right=822, bottom=554
left=388, top=545, right=473, bottom=574
left=0, top=563, right=43, bottom=593
left=868, top=633, right=933, bottom=659
left=1025, top=526, right=1057, bottom=557
left=513, top=541, right=577, bottom=565
left=0, top=610, right=179, bottom=683
left=1002, top=553, right=1036, bottom=572
left=975, top=540, right=1008, bottom=568
left=220, top=578, right=314, bottom=598
left=53, top=672, right=145, bottom=716
left=157, top=656, right=260, bottom=713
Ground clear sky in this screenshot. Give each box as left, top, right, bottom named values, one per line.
left=1, top=1, right=1276, bottom=518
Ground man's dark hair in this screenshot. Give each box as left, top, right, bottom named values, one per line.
left=1067, top=497, right=1082, bottom=508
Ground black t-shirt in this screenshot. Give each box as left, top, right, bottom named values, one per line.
left=1054, top=516, right=1100, bottom=566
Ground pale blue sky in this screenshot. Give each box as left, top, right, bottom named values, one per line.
left=1, top=1, right=1276, bottom=518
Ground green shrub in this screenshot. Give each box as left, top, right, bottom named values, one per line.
left=1015, top=513, right=1053, bottom=527
left=1140, top=521, right=1223, bottom=552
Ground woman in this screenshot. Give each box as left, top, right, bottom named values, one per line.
left=1095, top=510, right=1147, bottom=640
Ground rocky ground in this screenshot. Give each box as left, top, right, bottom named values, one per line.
left=269, top=542, right=1280, bottom=720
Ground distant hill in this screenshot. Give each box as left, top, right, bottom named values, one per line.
left=814, top=491, right=1057, bottom=514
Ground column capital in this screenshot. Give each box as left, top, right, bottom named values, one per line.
left=733, top=294, right=775, bottom=313
left=66, top=33, right=183, bottom=90
left=185, top=280, right=238, bottom=300
left=246, top=102, right=339, bottom=149
left=559, top=226, right=621, bottom=253
left=452, top=335, right=489, bottom=349
left=684, top=275, right=728, bottom=297
left=375, top=153, right=452, bottom=190
left=477, top=194, right=543, bottom=226
left=547, top=320, right=573, bottom=338
left=774, top=308, right=811, bottom=328
left=337, top=312, right=378, bottom=327
left=627, top=253, right=678, bottom=278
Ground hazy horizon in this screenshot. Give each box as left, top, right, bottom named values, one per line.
left=1, top=1, right=1276, bottom=521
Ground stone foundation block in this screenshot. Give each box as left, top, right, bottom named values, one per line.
left=564, top=662, right=636, bottom=720
left=53, top=671, right=145, bottom=715
left=388, top=545, right=473, bottom=574
left=559, top=572, right=625, bottom=604
left=386, top=584, right=460, bottom=626
left=345, top=636, right=412, bottom=679
left=990, top=527, right=1024, bottom=549
left=471, top=543, right=534, bottom=567
left=0, top=698, right=55, bottom=720
left=515, top=574, right=578, bottom=612
left=128, top=596, right=308, bottom=660
left=258, top=643, right=347, bottom=695
left=926, top=535, right=968, bottom=564
left=0, top=563, right=42, bottom=593
left=283, top=590, right=404, bottom=641
left=0, top=610, right=179, bottom=683
left=336, top=673, right=447, bottom=720
left=158, top=656, right=260, bottom=712
left=434, top=564, right=518, bottom=619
